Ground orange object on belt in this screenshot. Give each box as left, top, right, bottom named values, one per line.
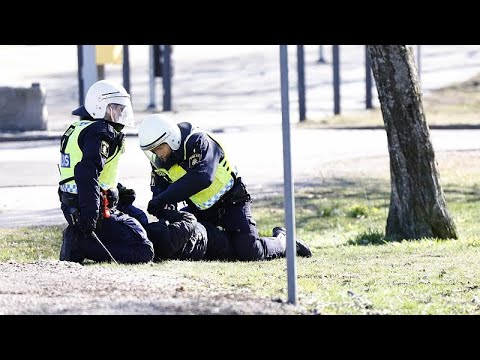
left=102, top=189, right=110, bottom=219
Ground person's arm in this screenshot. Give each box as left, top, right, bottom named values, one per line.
left=74, top=122, right=114, bottom=231
left=158, top=133, right=223, bottom=204
left=150, top=164, right=170, bottom=198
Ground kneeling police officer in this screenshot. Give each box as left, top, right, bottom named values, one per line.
left=138, top=114, right=311, bottom=261
left=58, top=80, right=153, bottom=264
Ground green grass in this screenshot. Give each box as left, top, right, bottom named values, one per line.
left=0, top=225, right=64, bottom=262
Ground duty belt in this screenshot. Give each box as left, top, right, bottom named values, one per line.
left=58, top=188, right=118, bottom=209
left=59, top=189, right=78, bottom=207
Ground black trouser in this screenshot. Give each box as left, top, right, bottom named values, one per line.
left=60, top=201, right=154, bottom=264
left=183, top=182, right=285, bottom=261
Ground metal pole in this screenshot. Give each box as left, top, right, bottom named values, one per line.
left=148, top=45, right=157, bottom=110
left=162, top=45, right=172, bottom=111
left=122, top=45, right=130, bottom=94
left=77, top=45, right=84, bottom=106
left=365, top=46, right=373, bottom=109
left=279, top=45, right=298, bottom=305
left=297, top=45, right=306, bottom=122
left=81, top=45, right=98, bottom=98
left=333, top=45, right=341, bottom=115
left=318, top=45, right=326, bottom=64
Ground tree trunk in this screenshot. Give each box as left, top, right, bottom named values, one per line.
left=367, top=45, right=457, bottom=240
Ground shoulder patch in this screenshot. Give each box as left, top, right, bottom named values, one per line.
left=100, top=140, right=110, bottom=158
left=189, top=153, right=201, bottom=168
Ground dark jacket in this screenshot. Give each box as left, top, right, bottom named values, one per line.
left=145, top=209, right=207, bottom=261
left=145, top=209, right=236, bottom=261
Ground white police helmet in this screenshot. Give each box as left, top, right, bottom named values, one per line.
left=138, top=114, right=181, bottom=152
left=84, top=80, right=134, bottom=127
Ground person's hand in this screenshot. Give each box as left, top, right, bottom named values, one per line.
left=77, top=215, right=97, bottom=236
left=152, top=205, right=179, bottom=220
left=147, top=196, right=167, bottom=216
left=118, top=184, right=136, bottom=206
left=165, top=203, right=177, bottom=210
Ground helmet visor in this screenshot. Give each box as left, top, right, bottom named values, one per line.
left=108, top=102, right=134, bottom=127
left=143, top=149, right=162, bottom=169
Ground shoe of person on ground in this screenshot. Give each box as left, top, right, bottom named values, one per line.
left=272, top=226, right=312, bottom=257
left=59, top=226, right=85, bottom=263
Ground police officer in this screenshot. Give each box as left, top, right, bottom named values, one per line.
left=58, top=80, right=154, bottom=264
left=138, top=114, right=311, bottom=261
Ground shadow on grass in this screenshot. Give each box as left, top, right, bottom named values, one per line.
left=251, top=176, right=480, bottom=245
left=253, top=177, right=391, bottom=208
left=443, top=183, right=480, bottom=204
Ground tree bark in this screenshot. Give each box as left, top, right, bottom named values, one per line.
left=367, top=45, right=457, bottom=240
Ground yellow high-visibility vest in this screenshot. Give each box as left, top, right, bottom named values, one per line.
left=154, top=130, right=237, bottom=210
left=59, top=120, right=124, bottom=193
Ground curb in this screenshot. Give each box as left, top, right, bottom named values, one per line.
left=0, top=132, right=64, bottom=142
left=0, top=131, right=140, bottom=143
left=3, top=124, right=480, bottom=143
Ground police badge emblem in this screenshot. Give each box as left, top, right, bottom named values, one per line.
left=189, top=153, right=201, bottom=168
left=100, top=140, right=110, bottom=158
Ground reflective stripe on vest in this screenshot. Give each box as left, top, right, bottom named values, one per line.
left=154, top=130, right=237, bottom=210
left=58, top=120, right=124, bottom=194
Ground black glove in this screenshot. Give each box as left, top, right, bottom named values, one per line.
left=107, top=188, right=119, bottom=208
left=77, top=215, right=97, bottom=236
left=117, top=183, right=136, bottom=206
left=147, top=196, right=167, bottom=216
left=157, top=208, right=188, bottom=222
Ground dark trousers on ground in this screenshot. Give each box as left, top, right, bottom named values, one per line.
left=184, top=200, right=285, bottom=261
left=61, top=204, right=154, bottom=264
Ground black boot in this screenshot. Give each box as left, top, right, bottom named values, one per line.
left=59, top=226, right=85, bottom=263
left=272, top=227, right=312, bottom=258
